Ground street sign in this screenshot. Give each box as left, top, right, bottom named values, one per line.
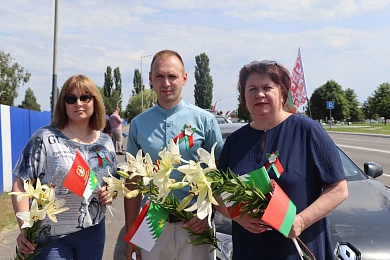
left=327, top=101, right=335, bottom=110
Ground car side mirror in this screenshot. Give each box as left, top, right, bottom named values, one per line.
left=363, top=162, right=383, bottom=178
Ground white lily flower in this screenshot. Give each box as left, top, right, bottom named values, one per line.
left=177, top=160, right=199, bottom=182
left=103, top=170, right=133, bottom=199
left=153, top=141, right=183, bottom=201
left=154, top=176, right=175, bottom=202
left=185, top=199, right=213, bottom=228
left=197, top=142, right=218, bottom=171
left=117, top=150, right=145, bottom=176
left=45, top=197, right=69, bottom=223
left=16, top=199, right=47, bottom=229
left=169, top=139, right=181, bottom=165
left=132, top=153, right=154, bottom=185
left=10, top=178, right=48, bottom=202
left=189, top=166, right=219, bottom=208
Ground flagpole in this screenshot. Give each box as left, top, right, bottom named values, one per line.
left=299, top=47, right=312, bottom=118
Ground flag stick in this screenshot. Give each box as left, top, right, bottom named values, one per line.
left=98, top=183, right=117, bottom=223
left=292, top=238, right=304, bottom=260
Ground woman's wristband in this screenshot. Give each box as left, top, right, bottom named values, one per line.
left=297, top=214, right=305, bottom=231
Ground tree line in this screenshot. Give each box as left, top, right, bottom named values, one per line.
left=1, top=49, right=389, bottom=124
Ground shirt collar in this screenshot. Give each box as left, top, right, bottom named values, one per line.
left=156, top=99, right=184, bottom=115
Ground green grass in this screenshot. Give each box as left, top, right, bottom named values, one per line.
left=0, top=193, right=18, bottom=234
left=324, top=123, right=390, bottom=135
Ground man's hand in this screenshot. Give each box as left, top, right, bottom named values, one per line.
left=184, top=215, right=209, bottom=234
left=125, top=243, right=141, bottom=260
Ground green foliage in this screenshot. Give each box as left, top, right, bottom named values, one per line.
left=124, top=89, right=157, bottom=122
left=113, top=67, right=123, bottom=108
left=103, top=66, right=114, bottom=98
left=310, top=80, right=349, bottom=121
left=344, top=88, right=363, bottom=122
left=133, top=69, right=142, bottom=95
left=362, top=96, right=378, bottom=120
left=221, top=168, right=268, bottom=219
left=18, top=87, right=41, bottom=111
left=0, top=50, right=31, bottom=106
left=194, top=53, right=213, bottom=109
left=102, top=66, right=122, bottom=115
left=371, top=83, right=390, bottom=122
left=237, top=95, right=251, bottom=122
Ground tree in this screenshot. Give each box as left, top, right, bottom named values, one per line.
left=0, top=50, right=31, bottom=106
left=194, top=53, right=213, bottom=109
left=371, top=82, right=390, bottom=124
left=124, top=89, right=157, bottom=122
left=309, top=80, right=349, bottom=122
left=237, top=95, right=251, bottom=122
left=103, top=66, right=114, bottom=98
left=133, top=69, right=142, bottom=95
left=362, top=96, right=377, bottom=122
left=18, top=87, right=41, bottom=111
left=102, top=66, right=122, bottom=115
left=113, top=67, right=123, bottom=108
left=344, top=88, right=363, bottom=122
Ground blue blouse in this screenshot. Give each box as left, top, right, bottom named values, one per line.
left=218, top=114, right=346, bottom=259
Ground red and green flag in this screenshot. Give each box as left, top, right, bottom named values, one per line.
left=124, top=200, right=169, bottom=252
left=261, top=180, right=296, bottom=237
left=265, top=151, right=284, bottom=178
left=222, top=166, right=272, bottom=218
left=173, top=124, right=196, bottom=150
left=62, top=150, right=98, bottom=200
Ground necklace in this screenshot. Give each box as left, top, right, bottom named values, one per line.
left=67, top=126, right=92, bottom=143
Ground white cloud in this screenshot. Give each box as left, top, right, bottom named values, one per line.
left=1, top=1, right=390, bottom=114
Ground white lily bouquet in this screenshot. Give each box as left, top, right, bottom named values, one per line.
left=117, top=140, right=227, bottom=251
left=9, top=178, right=69, bottom=260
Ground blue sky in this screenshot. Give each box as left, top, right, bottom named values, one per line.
left=1, top=1, right=390, bottom=113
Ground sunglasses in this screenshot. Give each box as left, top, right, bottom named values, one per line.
left=245, top=60, right=280, bottom=68
left=64, top=94, right=94, bottom=104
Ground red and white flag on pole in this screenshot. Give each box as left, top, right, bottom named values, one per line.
left=211, top=101, right=217, bottom=112
left=284, top=47, right=308, bottom=113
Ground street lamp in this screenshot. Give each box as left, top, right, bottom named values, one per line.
left=140, top=54, right=152, bottom=111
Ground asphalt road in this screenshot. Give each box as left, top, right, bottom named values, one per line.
left=328, top=132, right=390, bottom=186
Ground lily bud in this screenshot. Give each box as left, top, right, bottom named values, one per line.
left=169, top=181, right=189, bottom=190
left=117, top=170, right=130, bottom=179
left=125, top=189, right=140, bottom=199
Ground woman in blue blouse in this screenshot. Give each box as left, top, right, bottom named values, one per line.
left=218, top=61, right=348, bottom=259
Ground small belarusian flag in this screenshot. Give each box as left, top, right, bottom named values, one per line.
left=265, top=151, right=284, bottom=178
left=261, top=180, right=296, bottom=237
left=62, top=150, right=98, bottom=200
left=222, top=167, right=272, bottom=218
left=124, top=200, right=168, bottom=252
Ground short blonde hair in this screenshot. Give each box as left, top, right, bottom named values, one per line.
left=51, top=75, right=106, bottom=130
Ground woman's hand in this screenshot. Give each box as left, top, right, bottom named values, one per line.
left=233, top=214, right=272, bottom=234
left=16, top=230, right=35, bottom=258
left=287, top=214, right=305, bottom=238
left=98, top=185, right=113, bottom=205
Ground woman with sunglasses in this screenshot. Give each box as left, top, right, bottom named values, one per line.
left=217, top=61, right=348, bottom=259
left=11, top=75, right=118, bottom=259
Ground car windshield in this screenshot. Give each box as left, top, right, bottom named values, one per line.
left=337, top=148, right=367, bottom=181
